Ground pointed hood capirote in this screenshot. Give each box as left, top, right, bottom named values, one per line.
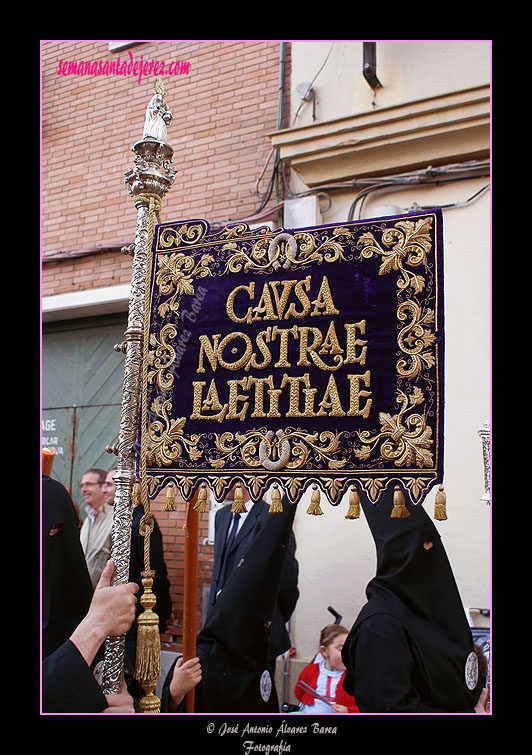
left=162, top=495, right=297, bottom=713
left=342, top=488, right=483, bottom=713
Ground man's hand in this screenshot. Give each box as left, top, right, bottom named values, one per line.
left=70, top=560, right=139, bottom=666
left=89, top=560, right=139, bottom=638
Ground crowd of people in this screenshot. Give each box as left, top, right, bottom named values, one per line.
left=42, top=463, right=490, bottom=715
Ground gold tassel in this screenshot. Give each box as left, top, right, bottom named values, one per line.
left=269, top=483, right=283, bottom=513
left=193, top=482, right=209, bottom=513
left=391, top=485, right=410, bottom=518
left=307, top=484, right=324, bottom=516
left=345, top=485, right=360, bottom=519
left=434, top=484, right=448, bottom=520
left=165, top=482, right=176, bottom=511
left=134, top=570, right=161, bottom=713
left=231, top=482, right=248, bottom=514
left=132, top=480, right=141, bottom=507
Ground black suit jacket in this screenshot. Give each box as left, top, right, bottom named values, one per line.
left=208, top=499, right=299, bottom=659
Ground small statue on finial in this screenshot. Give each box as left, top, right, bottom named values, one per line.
left=142, top=78, right=172, bottom=143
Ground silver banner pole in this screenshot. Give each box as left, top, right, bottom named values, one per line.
left=102, top=80, right=175, bottom=696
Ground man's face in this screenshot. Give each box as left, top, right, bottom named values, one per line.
left=102, top=471, right=116, bottom=507
left=80, top=472, right=105, bottom=511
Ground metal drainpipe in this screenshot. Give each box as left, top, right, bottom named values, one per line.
left=275, top=42, right=286, bottom=228
left=69, top=405, right=78, bottom=497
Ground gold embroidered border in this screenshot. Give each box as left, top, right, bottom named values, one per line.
left=140, top=213, right=442, bottom=506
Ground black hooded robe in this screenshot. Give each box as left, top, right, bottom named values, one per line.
left=342, top=489, right=485, bottom=713
left=42, top=475, right=108, bottom=712
left=42, top=475, right=94, bottom=660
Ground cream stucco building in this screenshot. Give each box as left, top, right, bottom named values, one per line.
left=267, top=40, right=491, bottom=699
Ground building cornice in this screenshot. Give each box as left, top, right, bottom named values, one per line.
left=269, top=85, right=490, bottom=186
left=42, top=284, right=130, bottom=323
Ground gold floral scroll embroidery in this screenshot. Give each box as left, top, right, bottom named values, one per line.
left=139, top=213, right=443, bottom=506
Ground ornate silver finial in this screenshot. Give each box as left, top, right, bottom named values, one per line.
left=124, top=80, right=176, bottom=199
left=142, top=78, right=173, bottom=143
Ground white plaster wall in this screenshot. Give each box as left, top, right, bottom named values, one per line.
left=290, top=180, right=491, bottom=661
left=289, top=40, right=491, bottom=127
left=285, top=41, right=491, bottom=663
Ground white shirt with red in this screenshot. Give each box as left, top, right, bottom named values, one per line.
left=295, top=657, right=358, bottom=713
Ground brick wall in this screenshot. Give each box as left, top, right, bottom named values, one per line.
left=42, top=39, right=290, bottom=654
left=42, top=40, right=288, bottom=297
left=152, top=496, right=213, bottom=652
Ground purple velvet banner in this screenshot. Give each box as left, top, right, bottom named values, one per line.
left=138, top=210, right=444, bottom=507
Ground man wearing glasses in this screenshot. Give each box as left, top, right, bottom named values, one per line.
left=80, top=469, right=113, bottom=589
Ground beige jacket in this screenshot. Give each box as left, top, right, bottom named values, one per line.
left=80, top=503, right=113, bottom=589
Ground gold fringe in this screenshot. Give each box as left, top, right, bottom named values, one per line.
left=231, top=482, right=248, bottom=514
left=345, top=486, right=360, bottom=519
left=391, top=485, right=410, bottom=518
left=434, top=484, right=448, bottom=520
left=269, top=483, right=283, bottom=513
left=193, top=482, right=209, bottom=513
left=138, top=686, right=161, bottom=714
left=307, top=484, right=324, bottom=516
left=132, top=480, right=141, bottom=507
left=135, top=623, right=161, bottom=680
left=165, top=482, right=176, bottom=511
left=135, top=570, right=161, bottom=712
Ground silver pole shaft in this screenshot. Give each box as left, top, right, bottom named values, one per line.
left=101, top=83, right=176, bottom=693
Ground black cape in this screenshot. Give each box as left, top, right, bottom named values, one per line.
left=42, top=476, right=108, bottom=712
left=342, top=489, right=484, bottom=713
left=162, top=496, right=297, bottom=713
left=42, top=640, right=108, bottom=713
left=42, top=475, right=94, bottom=660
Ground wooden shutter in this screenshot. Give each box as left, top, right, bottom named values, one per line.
left=42, top=314, right=127, bottom=513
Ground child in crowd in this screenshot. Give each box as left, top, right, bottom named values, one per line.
left=295, top=624, right=358, bottom=713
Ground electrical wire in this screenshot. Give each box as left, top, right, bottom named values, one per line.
left=290, top=42, right=335, bottom=127
left=235, top=42, right=337, bottom=224
left=252, top=42, right=336, bottom=218
left=411, top=183, right=490, bottom=211
left=348, top=182, right=397, bottom=222
left=254, top=151, right=282, bottom=214
left=342, top=163, right=491, bottom=220
left=222, top=160, right=490, bottom=227
left=350, top=179, right=490, bottom=220
left=254, top=147, right=276, bottom=202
